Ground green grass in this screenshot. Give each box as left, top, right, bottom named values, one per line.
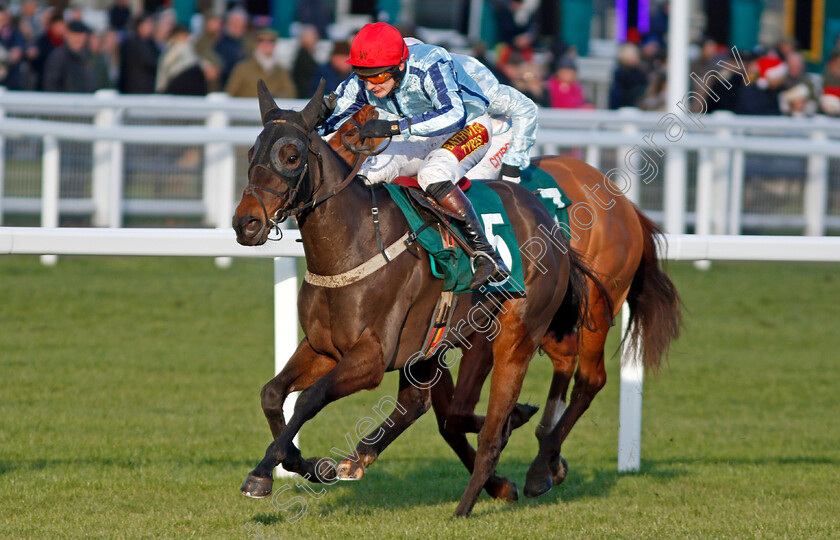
left=1, top=256, right=839, bottom=539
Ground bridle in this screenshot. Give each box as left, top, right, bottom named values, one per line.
left=243, top=118, right=366, bottom=239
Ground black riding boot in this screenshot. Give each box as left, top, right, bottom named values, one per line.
left=427, top=181, right=510, bottom=290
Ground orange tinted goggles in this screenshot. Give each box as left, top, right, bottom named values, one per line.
left=356, top=69, right=394, bottom=84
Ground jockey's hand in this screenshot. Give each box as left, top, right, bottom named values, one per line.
left=316, top=93, right=337, bottom=126
left=500, top=164, right=521, bottom=183
left=359, top=120, right=400, bottom=139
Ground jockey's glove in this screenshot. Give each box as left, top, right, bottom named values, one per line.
left=359, top=119, right=401, bottom=139
left=500, top=164, right=521, bottom=183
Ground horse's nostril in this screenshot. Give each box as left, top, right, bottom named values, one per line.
left=244, top=218, right=262, bottom=236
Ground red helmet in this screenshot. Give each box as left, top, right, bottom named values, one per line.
left=348, top=22, right=409, bottom=69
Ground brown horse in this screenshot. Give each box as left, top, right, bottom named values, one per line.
left=329, top=113, right=683, bottom=498
left=233, top=80, right=600, bottom=516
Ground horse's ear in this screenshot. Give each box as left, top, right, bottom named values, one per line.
left=300, top=78, right=327, bottom=131
left=257, top=79, right=279, bottom=123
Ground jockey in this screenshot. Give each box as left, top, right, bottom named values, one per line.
left=317, top=22, right=509, bottom=290
left=449, top=52, right=539, bottom=182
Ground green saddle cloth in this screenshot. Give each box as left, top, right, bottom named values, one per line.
left=519, top=165, right=573, bottom=239
left=383, top=165, right=572, bottom=294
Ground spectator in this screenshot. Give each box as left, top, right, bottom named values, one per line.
left=43, top=20, right=94, bottom=93
left=291, top=24, right=319, bottom=98
left=820, top=86, right=840, bottom=117
left=153, top=9, right=176, bottom=51
left=108, top=0, right=132, bottom=34
left=118, top=14, right=159, bottom=94
left=311, top=40, right=351, bottom=95
left=822, top=50, right=840, bottom=88
left=492, top=0, right=536, bottom=46
left=609, top=43, right=648, bottom=109
left=17, top=0, right=40, bottom=43
left=225, top=28, right=295, bottom=98
left=295, top=0, right=331, bottom=39
left=546, top=55, right=588, bottom=109
left=638, top=69, right=668, bottom=111
left=156, top=25, right=207, bottom=95
left=0, top=6, right=27, bottom=90
left=31, top=11, right=66, bottom=90
left=194, top=13, right=224, bottom=92
left=780, top=83, right=816, bottom=117
left=734, top=56, right=786, bottom=115
left=89, top=30, right=118, bottom=90
left=215, top=8, right=248, bottom=87
left=782, top=51, right=818, bottom=113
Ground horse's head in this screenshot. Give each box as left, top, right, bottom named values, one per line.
left=233, top=79, right=327, bottom=246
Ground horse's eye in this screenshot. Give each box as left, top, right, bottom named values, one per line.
left=288, top=155, right=298, bottom=164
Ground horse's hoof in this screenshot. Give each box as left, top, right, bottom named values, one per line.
left=550, top=454, right=569, bottom=486
left=240, top=473, right=273, bottom=498
left=485, top=476, right=519, bottom=503
left=510, top=403, right=540, bottom=430
left=308, top=457, right=337, bottom=483
left=524, top=462, right=553, bottom=498
left=335, top=459, right=365, bottom=481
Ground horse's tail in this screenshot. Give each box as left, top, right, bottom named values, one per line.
left=550, top=242, right=612, bottom=341
left=624, top=208, right=683, bottom=374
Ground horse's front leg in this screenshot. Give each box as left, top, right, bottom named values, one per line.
left=335, top=358, right=435, bottom=480
left=241, top=328, right=385, bottom=498
left=261, top=337, right=337, bottom=439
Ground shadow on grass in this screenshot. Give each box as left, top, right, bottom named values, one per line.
left=247, top=455, right=636, bottom=523
left=0, top=456, right=258, bottom=476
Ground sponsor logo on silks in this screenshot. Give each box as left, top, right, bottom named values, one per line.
left=441, top=123, right=490, bottom=162
left=489, top=142, right=510, bottom=168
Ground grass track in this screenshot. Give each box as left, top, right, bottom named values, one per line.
left=1, top=256, right=839, bottom=538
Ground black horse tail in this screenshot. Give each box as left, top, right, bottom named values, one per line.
left=550, top=242, right=612, bottom=341
left=624, top=208, right=683, bottom=374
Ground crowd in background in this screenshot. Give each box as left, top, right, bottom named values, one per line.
left=2, top=0, right=840, bottom=118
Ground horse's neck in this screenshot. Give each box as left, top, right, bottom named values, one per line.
left=297, top=141, right=377, bottom=275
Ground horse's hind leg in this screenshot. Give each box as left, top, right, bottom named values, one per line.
left=445, top=332, right=539, bottom=435
left=454, top=329, right=536, bottom=517
left=432, top=366, right=519, bottom=503
left=533, top=330, right=578, bottom=485
left=525, top=314, right=609, bottom=498
left=335, top=361, right=433, bottom=480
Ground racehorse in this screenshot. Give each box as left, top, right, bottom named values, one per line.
left=233, top=80, right=601, bottom=516
left=327, top=109, right=683, bottom=498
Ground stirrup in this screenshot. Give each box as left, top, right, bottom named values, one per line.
left=469, top=251, right=498, bottom=273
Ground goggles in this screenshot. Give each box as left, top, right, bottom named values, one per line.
left=355, top=69, right=395, bottom=85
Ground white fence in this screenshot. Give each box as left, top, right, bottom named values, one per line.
left=4, top=226, right=840, bottom=473
left=2, top=90, right=840, bottom=235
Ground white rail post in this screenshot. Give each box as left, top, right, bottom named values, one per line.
left=619, top=108, right=640, bottom=204
left=664, top=0, right=690, bottom=234
left=274, top=255, right=299, bottom=477
left=0, top=86, right=6, bottom=225
left=585, top=143, right=601, bottom=170
left=205, top=93, right=235, bottom=268
left=804, top=120, right=828, bottom=236
left=711, top=111, right=733, bottom=235
left=694, top=147, right=713, bottom=270
left=92, top=90, right=122, bottom=227
left=618, top=302, right=643, bottom=472
left=728, top=148, right=745, bottom=235
left=40, top=135, right=60, bottom=266
left=0, top=87, right=5, bottom=225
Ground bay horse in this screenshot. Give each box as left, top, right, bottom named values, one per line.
left=233, top=80, right=600, bottom=516
left=327, top=110, right=683, bottom=498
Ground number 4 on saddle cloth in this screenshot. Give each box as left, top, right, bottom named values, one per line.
left=384, top=165, right=572, bottom=296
